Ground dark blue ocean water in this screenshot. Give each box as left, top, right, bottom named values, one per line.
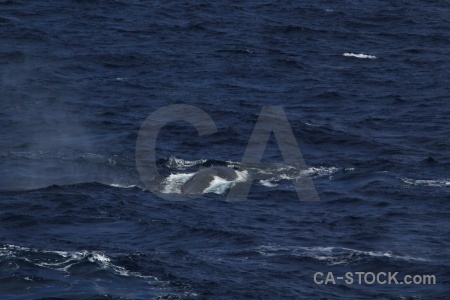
left=1, top=1, right=449, bottom=299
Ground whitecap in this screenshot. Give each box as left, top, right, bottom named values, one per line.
left=109, top=183, right=139, bottom=189
left=343, top=52, right=377, bottom=59
left=203, top=170, right=248, bottom=194
left=160, top=169, right=248, bottom=195
left=300, top=166, right=340, bottom=177
left=401, top=177, right=450, bottom=187
left=161, top=172, right=196, bottom=194
left=260, top=180, right=278, bottom=187
left=0, top=244, right=158, bottom=279
left=166, top=156, right=207, bottom=170
left=257, top=245, right=428, bottom=266
left=254, top=166, right=343, bottom=187
left=203, top=176, right=234, bottom=194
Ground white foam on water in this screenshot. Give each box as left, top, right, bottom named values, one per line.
left=203, top=176, right=233, bottom=194
left=109, top=183, right=139, bottom=189
left=160, top=169, right=248, bottom=195
left=159, top=161, right=348, bottom=194
left=259, top=166, right=341, bottom=187
left=304, top=121, right=321, bottom=127
left=401, top=177, right=450, bottom=187
left=166, top=156, right=207, bottom=170
left=235, top=169, right=249, bottom=182
left=343, top=52, right=377, bottom=59
left=161, top=172, right=196, bottom=194
left=260, top=179, right=278, bottom=187
left=300, top=166, right=340, bottom=177
left=257, top=245, right=428, bottom=266
left=203, top=170, right=248, bottom=194
left=0, top=244, right=158, bottom=280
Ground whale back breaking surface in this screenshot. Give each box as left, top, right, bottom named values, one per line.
left=181, top=167, right=238, bottom=194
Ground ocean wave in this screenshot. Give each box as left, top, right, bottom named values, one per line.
left=401, top=177, right=450, bottom=187
left=258, top=166, right=344, bottom=187
left=0, top=244, right=157, bottom=279
left=166, top=156, right=208, bottom=170
left=343, top=52, right=377, bottom=59
left=109, top=183, right=141, bottom=189
left=257, top=245, right=429, bottom=266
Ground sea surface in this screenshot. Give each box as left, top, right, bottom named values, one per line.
left=0, top=1, right=449, bottom=299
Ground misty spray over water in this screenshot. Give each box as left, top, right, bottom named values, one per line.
left=0, top=52, right=128, bottom=190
